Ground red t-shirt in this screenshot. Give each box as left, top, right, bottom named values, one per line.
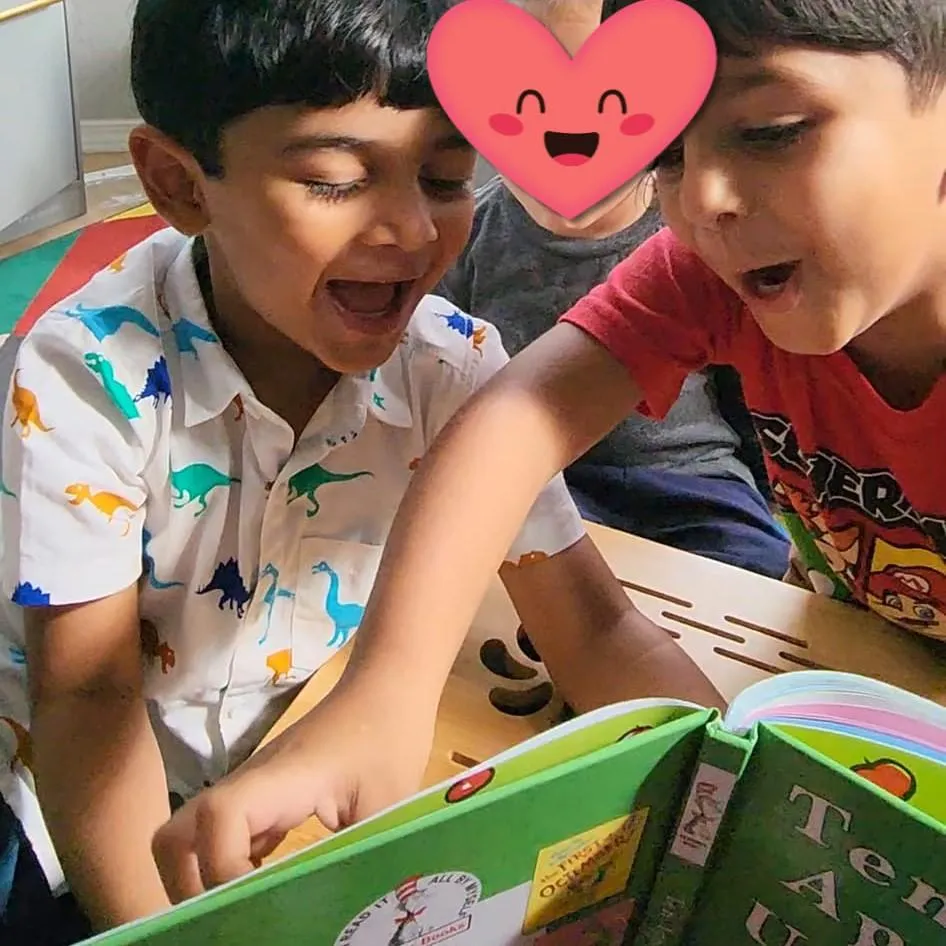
left=562, top=227, right=946, bottom=640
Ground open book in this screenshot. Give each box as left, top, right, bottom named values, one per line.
left=85, top=671, right=946, bottom=946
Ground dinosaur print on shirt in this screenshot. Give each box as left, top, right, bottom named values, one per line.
left=198, top=558, right=251, bottom=618
left=11, top=583, right=50, bottom=607
left=10, top=371, right=53, bottom=438
left=136, top=356, right=172, bottom=406
left=85, top=352, right=140, bottom=420
left=257, top=563, right=295, bottom=645
left=312, top=560, right=365, bottom=647
left=170, top=463, right=239, bottom=517
left=64, top=303, right=159, bottom=341
left=286, top=463, right=372, bottom=518
left=140, top=619, right=176, bottom=674
left=439, top=311, right=486, bottom=355
left=266, top=648, right=292, bottom=685
left=171, top=318, right=219, bottom=355
left=65, top=483, right=139, bottom=536
left=141, top=528, right=184, bottom=590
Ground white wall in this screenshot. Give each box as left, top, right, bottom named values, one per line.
left=58, top=0, right=498, bottom=170
left=66, top=0, right=138, bottom=123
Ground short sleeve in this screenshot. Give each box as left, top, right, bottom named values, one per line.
left=1, top=315, right=149, bottom=607
left=421, top=309, right=586, bottom=563
left=560, top=227, right=746, bottom=419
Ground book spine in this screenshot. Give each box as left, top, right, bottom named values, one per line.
left=630, top=720, right=754, bottom=946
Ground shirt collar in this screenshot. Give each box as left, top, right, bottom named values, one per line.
left=159, top=238, right=248, bottom=428
left=159, top=237, right=413, bottom=431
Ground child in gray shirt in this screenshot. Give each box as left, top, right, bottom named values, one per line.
left=437, top=0, right=789, bottom=579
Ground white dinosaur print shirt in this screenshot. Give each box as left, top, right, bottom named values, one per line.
left=0, top=228, right=585, bottom=888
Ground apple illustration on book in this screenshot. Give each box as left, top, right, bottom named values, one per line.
left=445, top=766, right=496, bottom=804
left=850, top=757, right=917, bottom=801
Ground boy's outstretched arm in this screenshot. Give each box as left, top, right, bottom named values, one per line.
left=343, top=323, right=645, bottom=693
left=28, top=586, right=172, bottom=929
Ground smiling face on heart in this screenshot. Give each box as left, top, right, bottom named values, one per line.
left=488, top=86, right=657, bottom=166
left=427, top=0, right=717, bottom=220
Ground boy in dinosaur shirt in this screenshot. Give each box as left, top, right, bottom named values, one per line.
left=0, top=0, right=722, bottom=939
left=148, top=0, right=946, bottom=903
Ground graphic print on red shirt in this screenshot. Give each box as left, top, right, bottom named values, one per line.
left=753, top=408, right=946, bottom=637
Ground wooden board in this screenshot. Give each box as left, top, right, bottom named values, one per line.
left=257, top=521, right=946, bottom=859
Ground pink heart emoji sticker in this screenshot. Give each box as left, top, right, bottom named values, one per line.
left=427, top=0, right=717, bottom=220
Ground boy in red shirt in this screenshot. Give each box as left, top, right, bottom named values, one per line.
left=153, top=0, right=946, bottom=894
left=348, top=0, right=946, bottom=636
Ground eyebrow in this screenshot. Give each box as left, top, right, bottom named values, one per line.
left=280, top=130, right=471, bottom=157
left=713, top=68, right=784, bottom=95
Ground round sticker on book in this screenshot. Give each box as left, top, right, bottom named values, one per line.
left=335, top=872, right=482, bottom=946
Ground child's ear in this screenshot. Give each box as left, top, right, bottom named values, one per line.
left=128, top=126, right=210, bottom=236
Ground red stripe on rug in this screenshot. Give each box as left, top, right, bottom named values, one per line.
left=15, top=214, right=167, bottom=336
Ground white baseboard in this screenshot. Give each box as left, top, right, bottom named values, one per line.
left=80, top=119, right=139, bottom=154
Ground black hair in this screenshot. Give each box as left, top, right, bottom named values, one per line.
left=131, top=0, right=443, bottom=174
left=604, top=0, right=946, bottom=106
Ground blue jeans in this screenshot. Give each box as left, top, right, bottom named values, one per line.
left=0, top=794, right=90, bottom=946
left=564, top=464, right=790, bottom=580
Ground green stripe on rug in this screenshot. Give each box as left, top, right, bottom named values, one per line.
left=0, top=232, right=81, bottom=334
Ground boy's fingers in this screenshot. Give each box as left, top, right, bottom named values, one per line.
left=152, top=818, right=206, bottom=904
left=249, top=826, right=290, bottom=863
left=193, top=790, right=256, bottom=889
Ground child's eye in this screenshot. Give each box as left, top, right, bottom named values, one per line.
left=303, top=180, right=364, bottom=202
left=737, top=120, right=810, bottom=152
left=422, top=177, right=473, bottom=201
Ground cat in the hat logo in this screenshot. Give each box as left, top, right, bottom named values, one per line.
left=334, top=871, right=482, bottom=946
left=391, top=876, right=427, bottom=944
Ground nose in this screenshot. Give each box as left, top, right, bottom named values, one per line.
left=363, top=184, right=439, bottom=252
left=676, top=148, right=746, bottom=232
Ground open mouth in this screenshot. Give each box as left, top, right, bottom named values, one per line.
left=544, top=131, right=599, bottom=166
left=324, top=279, right=416, bottom=335
left=326, top=279, right=410, bottom=315
left=740, top=261, right=800, bottom=300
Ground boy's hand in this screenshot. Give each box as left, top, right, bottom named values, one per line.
left=152, top=675, right=437, bottom=902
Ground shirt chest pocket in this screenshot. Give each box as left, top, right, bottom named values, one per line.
left=288, top=537, right=383, bottom=676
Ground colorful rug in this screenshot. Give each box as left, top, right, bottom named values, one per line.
left=0, top=203, right=166, bottom=337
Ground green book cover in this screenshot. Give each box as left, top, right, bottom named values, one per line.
left=684, top=725, right=946, bottom=945
left=83, top=702, right=709, bottom=945
left=77, top=673, right=946, bottom=946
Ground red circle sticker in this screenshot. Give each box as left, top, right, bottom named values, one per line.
left=445, top=766, right=496, bottom=804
